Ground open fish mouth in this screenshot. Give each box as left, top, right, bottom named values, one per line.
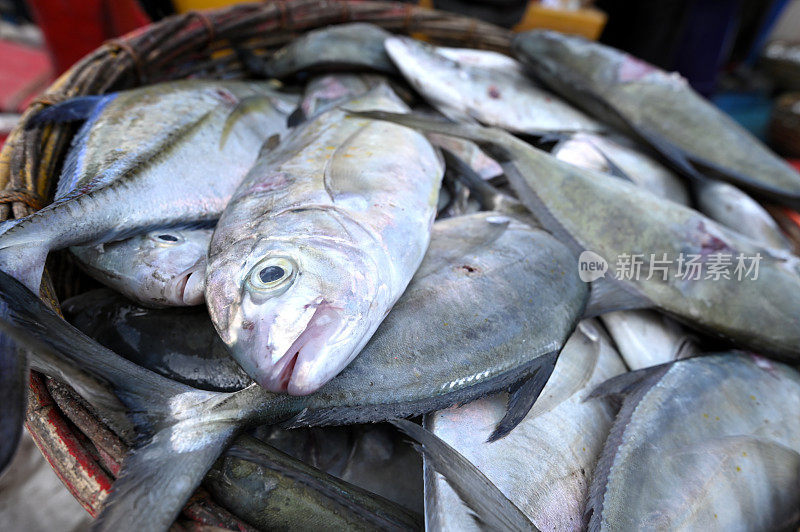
left=259, top=302, right=345, bottom=395
left=166, top=262, right=206, bottom=306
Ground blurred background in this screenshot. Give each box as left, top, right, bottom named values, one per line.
left=2, top=0, right=800, bottom=529
left=3, top=0, right=800, bottom=161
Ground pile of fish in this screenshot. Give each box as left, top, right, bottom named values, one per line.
left=1, top=23, right=800, bottom=531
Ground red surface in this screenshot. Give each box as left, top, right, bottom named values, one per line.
left=0, top=39, right=51, bottom=112
left=790, top=160, right=800, bottom=172
left=26, top=373, right=112, bottom=517
left=26, top=0, right=150, bottom=75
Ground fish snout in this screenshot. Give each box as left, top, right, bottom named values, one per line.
left=166, top=262, right=206, bottom=306
left=255, top=302, right=348, bottom=396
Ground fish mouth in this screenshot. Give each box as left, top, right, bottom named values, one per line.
left=259, top=302, right=344, bottom=395
left=166, top=262, right=206, bottom=306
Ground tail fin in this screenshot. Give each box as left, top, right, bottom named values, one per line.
left=93, top=420, right=240, bottom=531
left=0, top=236, right=49, bottom=294
left=0, top=270, right=245, bottom=530
left=0, top=269, right=197, bottom=428
left=26, top=95, right=109, bottom=128
left=391, top=419, right=537, bottom=531
left=0, top=319, right=27, bottom=475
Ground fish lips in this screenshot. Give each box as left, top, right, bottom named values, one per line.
left=164, top=261, right=206, bottom=306
left=233, top=299, right=360, bottom=396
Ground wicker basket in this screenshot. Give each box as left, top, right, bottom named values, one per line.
left=0, top=1, right=512, bottom=528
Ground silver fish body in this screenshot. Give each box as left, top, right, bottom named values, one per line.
left=70, top=228, right=213, bottom=307
left=298, top=73, right=389, bottom=120
left=513, top=30, right=800, bottom=207
left=354, top=112, right=800, bottom=359
left=385, top=36, right=602, bottom=134
left=0, top=80, right=291, bottom=293
left=435, top=46, right=523, bottom=73
left=599, top=310, right=695, bottom=370
left=588, top=354, right=800, bottom=530
left=553, top=132, right=690, bottom=205
left=425, top=320, right=625, bottom=531
left=3, top=212, right=589, bottom=530
left=263, top=23, right=396, bottom=79
left=205, top=85, right=443, bottom=395
left=694, top=180, right=791, bottom=251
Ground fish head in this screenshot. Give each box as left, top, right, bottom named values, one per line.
left=384, top=36, right=459, bottom=90
left=512, top=31, right=600, bottom=85
left=139, top=229, right=212, bottom=306
left=74, top=229, right=212, bottom=307
left=206, top=237, right=384, bottom=396
left=514, top=30, right=663, bottom=90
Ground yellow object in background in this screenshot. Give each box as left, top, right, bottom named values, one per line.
left=173, top=0, right=241, bottom=12
left=513, top=4, right=606, bottom=39
left=173, top=0, right=606, bottom=40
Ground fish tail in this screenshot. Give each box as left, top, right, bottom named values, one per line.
left=93, top=419, right=239, bottom=532
left=0, top=226, right=50, bottom=294
left=0, top=315, right=27, bottom=475
left=391, top=419, right=537, bottom=531
left=0, top=268, right=247, bottom=530
left=0, top=230, right=52, bottom=475
left=26, top=95, right=110, bottom=128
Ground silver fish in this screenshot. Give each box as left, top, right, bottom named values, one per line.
left=552, top=132, right=690, bottom=205
left=0, top=80, right=292, bottom=293
left=352, top=112, right=800, bottom=359
left=694, top=180, right=791, bottom=251
left=425, top=320, right=625, bottom=531
left=551, top=134, right=698, bottom=371
left=70, top=228, right=213, bottom=307
left=205, top=85, right=443, bottom=395
left=513, top=30, right=800, bottom=208
left=0, top=81, right=290, bottom=474
left=599, top=310, right=695, bottom=370
left=588, top=354, right=800, bottom=530
left=297, top=73, right=388, bottom=121
left=1, top=211, right=587, bottom=530
left=435, top=47, right=523, bottom=74
left=262, top=23, right=396, bottom=79
left=385, top=36, right=602, bottom=134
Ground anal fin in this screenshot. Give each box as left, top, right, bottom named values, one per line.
left=488, top=350, right=558, bottom=442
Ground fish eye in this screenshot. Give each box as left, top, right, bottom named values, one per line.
left=148, top=231, right=184, bottom=244
left=248, top=256, right=297, bottom=294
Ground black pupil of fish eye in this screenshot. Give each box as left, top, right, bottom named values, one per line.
left=259, top=265, right=285, bottom=284
left=158, top=234, right=178, bottom=242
